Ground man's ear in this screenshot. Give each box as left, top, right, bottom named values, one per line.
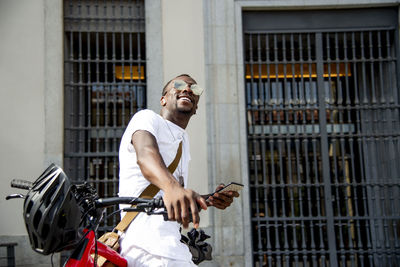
left=160, top=97, right=166, bottom=106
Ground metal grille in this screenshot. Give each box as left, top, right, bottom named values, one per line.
left=244, top=11, right=400, bottom=267
left=63, top=0, right=146, bottom=230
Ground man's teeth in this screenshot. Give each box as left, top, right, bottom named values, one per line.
left=180, top=97, right=192, bottom=102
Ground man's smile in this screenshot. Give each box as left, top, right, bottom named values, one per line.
left=177, top=94, right=194, bottom=104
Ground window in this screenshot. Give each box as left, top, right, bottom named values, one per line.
left=244, top=8, right=400, bottom=267
left=63, top=0, right=146, bottom=231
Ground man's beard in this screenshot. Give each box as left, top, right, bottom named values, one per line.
left=176, top=103, right=194, bottom=115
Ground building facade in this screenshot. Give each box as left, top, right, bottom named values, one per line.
left=0, top=0, right=399, bottom=266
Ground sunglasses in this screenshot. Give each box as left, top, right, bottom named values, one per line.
left=173, top=80, right=204, bottom=96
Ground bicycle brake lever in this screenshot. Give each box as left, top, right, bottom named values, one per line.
left=6, top=194, right=25, bottom=200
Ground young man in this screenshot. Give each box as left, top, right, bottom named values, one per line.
left=118, top=74, right=239, bottom=266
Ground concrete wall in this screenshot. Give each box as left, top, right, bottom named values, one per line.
left=0, top=0, right=45, bottom=236
left=203, top=1, right=249, bottom=266
left=161, top=0, right=210, bottom=227
left=0, top=0, right=62, bottom=265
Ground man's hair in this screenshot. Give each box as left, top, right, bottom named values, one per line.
left=162, top=74, right=197, bottom=96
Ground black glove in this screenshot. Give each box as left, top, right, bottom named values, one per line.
left=181, top=228, right=212, bottom=265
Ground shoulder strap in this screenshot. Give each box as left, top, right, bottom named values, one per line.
left=167, top=141, right=183, bottom=174
left=115, top=141, right=182, bottom=233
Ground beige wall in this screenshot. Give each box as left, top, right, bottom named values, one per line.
left=0, top=0, right=46, bottom=235
left=161, top=0, right=210, bottom=226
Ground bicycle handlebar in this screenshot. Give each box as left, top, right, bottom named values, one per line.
left=8, top=178, right=165, bottom=211
left=95, top=197, right=164, bottom=209
left=8, top=177, right=196, bottom=226
left=95, top=196, right=168, bottom=220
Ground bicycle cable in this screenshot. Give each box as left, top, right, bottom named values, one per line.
left=103, top=208, right=123, bottom=222
left=93, top=231, right=98, bottom=267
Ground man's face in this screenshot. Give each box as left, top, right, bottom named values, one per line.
left=162, top=76, right=200, bottom=115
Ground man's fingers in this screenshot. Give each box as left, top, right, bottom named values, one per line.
left=164, top=188, right=207, bottom=228
left=167, top=204, right=175, bottom=221
left=180, top=198, right=189, bottom=227
left=207, top=199, right=226, bottom=209
left=208, top=193, right=235, bottom=209
left=187, top=192, right=208, bottom=228
left=214, top=192, right=234, bottom=203
left=216, top=183, right=225, bottom=191
left=173, top=202, right=182, bottom=224
left=215, top=198, right=230, bottom=207
left=197, top=196, right=208, bottom=210
left=190, top=197, right=201, bottom=228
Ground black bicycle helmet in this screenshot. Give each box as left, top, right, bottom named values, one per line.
left=23, top=164, right=81, bottom=255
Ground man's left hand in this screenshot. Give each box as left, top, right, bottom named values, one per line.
left=204, top=184, right=240, bottom=209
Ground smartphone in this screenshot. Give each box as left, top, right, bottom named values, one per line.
left=207, top=182, right=244, bottom=200
left=216, top=182, right=244, bottom=193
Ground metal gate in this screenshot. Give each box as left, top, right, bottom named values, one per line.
left=244, top=8, right=400, bottom=267
left=63, top=0, right=146, bottom=230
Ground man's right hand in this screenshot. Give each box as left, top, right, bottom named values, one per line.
left=163, top=183, right=207, bottom=229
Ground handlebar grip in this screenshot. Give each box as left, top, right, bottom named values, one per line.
left=10, top=179, right=33, bottom=190
left=96, top=197, right=140, bottom=208
left=95, top=197, right=166, bottom=209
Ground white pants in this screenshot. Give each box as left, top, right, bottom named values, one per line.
left=125, top=246, right=197, bottom=267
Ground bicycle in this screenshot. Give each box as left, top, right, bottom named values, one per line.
left=6, top=163, right=212, bottom=267
left=6, top=164, right=171, bottom=267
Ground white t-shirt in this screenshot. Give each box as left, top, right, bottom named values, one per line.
left=118, top=109, right=193, bottom=261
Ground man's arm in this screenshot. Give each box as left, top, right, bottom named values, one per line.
left=132, top=130, right=207, bottom=228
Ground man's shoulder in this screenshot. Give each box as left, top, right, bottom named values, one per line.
left=128, top=109, right=164, bottom=132
left=136, top=108, right=156, bottom=116
left=133, top=109, right=161, bottom=121
left=123, top=109, right=162, bottom=141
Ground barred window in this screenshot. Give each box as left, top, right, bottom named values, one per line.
left=244, top=8, right=400, bottom=267
left=63, top=0, right=146, bottom=231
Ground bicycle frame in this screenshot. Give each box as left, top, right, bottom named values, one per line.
left=65, top=229, right=127, bottom=267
